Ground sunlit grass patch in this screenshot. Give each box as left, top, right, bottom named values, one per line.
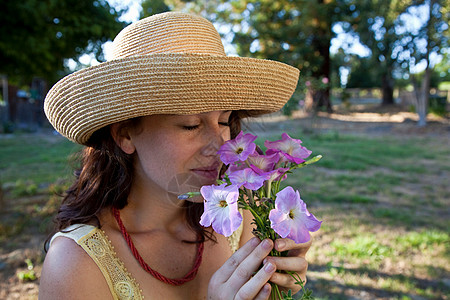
left=330, top=234, right=393, bottom=261
left=395, top=230, right=450, bottom=253
left=0, top=134, right=81, bottom=184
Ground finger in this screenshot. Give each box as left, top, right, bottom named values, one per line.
left=269, top=272, right=306, bottom=294
left=274, top=238, right=312, bottom=256
left=253, top=283, right=271, bottom=300
left=229, top=239, right=274, bottom=290
left=264, top=256, right=308, bottom=274
left=213, top=237, right=261, bottom=283
left=235, top=262, right=275, bottom=300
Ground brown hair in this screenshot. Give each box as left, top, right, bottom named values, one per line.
left=45, top=111, right=253, bottom=250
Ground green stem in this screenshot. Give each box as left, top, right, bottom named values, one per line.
left=245, top=188, right=254, bottom=205
left=246, top=205, right=265, bottom=230
left=271, top=283, right=283, bottom=300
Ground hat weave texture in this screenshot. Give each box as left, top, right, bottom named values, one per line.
left=44, top=12, right=300, bottom=145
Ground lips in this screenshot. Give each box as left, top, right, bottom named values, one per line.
left=191, top=162, right=221, bottom=180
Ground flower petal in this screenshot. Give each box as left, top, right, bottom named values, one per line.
left=265, top=133, right=311, bottom=164
left=275, top=187, right=299, bottom=212
left=217, top=131, right=257, bottom=164
left=199, top=183, right=241, bottom=237
left=270, top=186, right=322, bottom=244
left=269, top=210, right=290, bottom=238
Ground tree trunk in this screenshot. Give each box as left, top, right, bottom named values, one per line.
left=304, top=88, right=333, bottom=113
left=304, top=88, right=314, bottom=112
left=314, top=89, right=333, bottom=113
left=311, top=0, right=333, bottom=113
left=415, top=0, right=434, bottom=127
left=381, top=73, right=394, bottom=105
left=0, top=75, right=9, bottom=123
left=416, top=68, right=430, bottom=127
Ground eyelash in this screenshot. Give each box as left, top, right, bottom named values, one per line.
left=183, top=125, right=199, bottom=131
left=182, top=122, right=230, bottom=131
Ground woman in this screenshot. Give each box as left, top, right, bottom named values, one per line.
left=39, top=12, right=310, bottom=300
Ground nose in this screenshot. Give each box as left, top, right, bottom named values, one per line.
left=200, top=126, right=229, bottom=156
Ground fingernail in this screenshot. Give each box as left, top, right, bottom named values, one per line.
left=251, top=237, right=260, bottom=246
left=262, top=239, right=273, bottom=250
left=277, top=240, right=286, bottom=251
left=264, top=262, right=275, bottom=273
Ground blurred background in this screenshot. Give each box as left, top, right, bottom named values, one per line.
left=0, top=0, right=449, bottom=299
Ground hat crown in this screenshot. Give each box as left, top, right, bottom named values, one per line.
left=112, top=12, right=226, bottom=59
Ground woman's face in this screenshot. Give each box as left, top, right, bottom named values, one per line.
left=122, top=110, right=232, bottom=203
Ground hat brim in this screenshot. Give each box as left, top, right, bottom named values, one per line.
left=44, top=53, right=300, bottom=144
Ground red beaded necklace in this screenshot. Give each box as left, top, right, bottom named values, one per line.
left=112, top=207, right=204, bottom=286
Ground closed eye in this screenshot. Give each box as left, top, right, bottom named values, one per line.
left=183, top=125, right=200, bottom=131
left=219, top=122, right=230, bottom=127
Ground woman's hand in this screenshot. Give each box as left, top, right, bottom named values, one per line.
left=264, top=238, right=312, bottom=295
left=208, top=237, right=276, bottom=300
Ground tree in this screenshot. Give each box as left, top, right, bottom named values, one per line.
left=400, top=0, right=449, bottom=126
left=346, top=56, right=383, bottom=88
left=0, top=0, right=126, bottom=85
left=145, top=0, right=354, bottom=113
left=350, top=0, right=414, bottom=105
left=433, top=50, right=450, bottom=84
left=222, top=0, right=339, bottom=113
left=141, top=0, right=171, bottom=18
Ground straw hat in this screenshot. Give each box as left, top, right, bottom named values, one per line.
left=44, top=12, right=300, bottom=145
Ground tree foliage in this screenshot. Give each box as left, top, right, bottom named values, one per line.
left=141, top=0, right=171, bottom=18
left=144, top=0, right=358, bottom=112
left=139, top=0, right=449, bottom=120
left=347, top=0, right=448, bottom=109
left=346, top=56, right=383, bottom=88
left=215, top=0, right=344, bottom=112
left=398, top=0, right=449, bottom=72
left=404, top=0, right=449, bottom=126
left=0, top=0, right=126, bottom=85
left=349, top=0, right=414, bottom=104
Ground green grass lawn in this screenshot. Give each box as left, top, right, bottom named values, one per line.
left=256, top=131, right=450, bottom=299
left=0, top=133, right=81, bottom=185
left=0, top=131, right=449, bottom=299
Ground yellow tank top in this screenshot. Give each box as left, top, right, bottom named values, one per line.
left=50, top=223, right=243, bottom=299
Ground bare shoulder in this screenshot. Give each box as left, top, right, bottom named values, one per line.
left=39, top=236, right=112, bottom=300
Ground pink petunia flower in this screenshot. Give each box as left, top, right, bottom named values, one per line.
left=265, top=133, right=312, bottom=164
left=250, top=165, right=289, bottom=182
left=228, top=168, right=269, bottom=190
left=269, top=186, right=322, bottom=244
left=217, top=131, right=257, bottom=165
left=225, top=161, right=246, bottom=176
left=247, top=152, right=280, bottom=172
left=200, top=183, right=242, bottom=237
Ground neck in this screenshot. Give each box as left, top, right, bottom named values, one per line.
left=118, top=181, right=188, bottom=234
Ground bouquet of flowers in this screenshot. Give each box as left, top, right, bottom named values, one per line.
left=182, top=132, right=322, bottom=299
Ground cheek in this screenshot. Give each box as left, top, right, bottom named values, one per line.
left=224, top=130, right=231, bottom=143
left=134, top=133, right=190, bottom=174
